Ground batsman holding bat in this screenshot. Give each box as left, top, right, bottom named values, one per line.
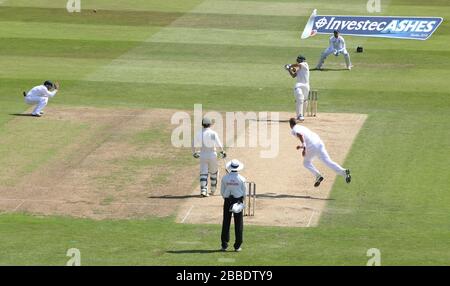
left=284, top=55, right=310, bottom=122
left=192, top=117, right=227, bottom=197
left=23, top=80, right=60, bottom=117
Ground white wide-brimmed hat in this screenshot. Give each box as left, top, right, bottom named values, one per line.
left=226, top=159, right=244, bottom=172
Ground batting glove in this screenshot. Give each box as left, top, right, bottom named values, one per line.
left=219, top=151, right=227, bottom=159
left=284, top=64, right=291, bottom=71
left=193, top=152, right=200, bottom=159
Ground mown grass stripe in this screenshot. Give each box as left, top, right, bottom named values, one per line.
left=1, top=38, right=448, bottom=70
left=1, top=0, right=204, bottom=12
left=0, top=21, right=162, bottom=42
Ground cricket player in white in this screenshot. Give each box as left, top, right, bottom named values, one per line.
left=316, top=30, right=352, bottom=70
left=284, top=55, right=310, bottom=122
left=23, top=80, right=59, bottom=117
left=289, top=118, right=351, bottom=187
left=192, top=117, right=226, bottom=197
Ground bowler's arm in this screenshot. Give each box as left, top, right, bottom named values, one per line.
left=296, top=133, right=306, bottom=156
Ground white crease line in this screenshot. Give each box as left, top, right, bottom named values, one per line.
left=181, top=205, right=194, bottom=223
left=306, top=209, right=317, bottom=227
left=0, top=198, right=65, bottom=203
left=109, top=202, right=165, bottom=206
left=13, top=200, right=26, bottom=211
left=218, top=258, right=236, bottom=263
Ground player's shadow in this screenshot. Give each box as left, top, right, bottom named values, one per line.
left=257, top=193, right=334, bottom=201
left=310, top=68, right=349, bottom=72
left=248, top=118, right=290, bottom=123
left=148, top=195, right=201, bottom=199
left=166, top=250, right=223, bottom=254
left=9, top=113, right=34, bottom=117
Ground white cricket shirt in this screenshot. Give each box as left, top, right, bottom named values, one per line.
left=295, top=62, right=310, bottom=85
left=193, top=128, right=223, bottom=153
left=329, top=35, right=346, bottom=51
left=291, top=125, right=322, bottom=148
left=26, top=85, right=57, bottom=98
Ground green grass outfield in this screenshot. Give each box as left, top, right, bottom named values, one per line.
left=0, top=0, right=449, bottom=265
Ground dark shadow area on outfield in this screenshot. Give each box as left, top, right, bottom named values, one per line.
left=148, top=195, right=201, bottom=199
left=249, top=119, right=290, bottom=123
left=257, top=193, right=334, bottom=201
left=166, top=250, right=223, bottom=254
left=9, top=113, right=34, bottom=117
left=310, top=68, right=349, bottom=72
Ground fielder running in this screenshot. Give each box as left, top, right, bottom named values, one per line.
left=284, top=55, right=310, bottom=122
left=316, top=30, right=352, bottom=70
left=289, top=118, right=351, bottom=187
left=192, top=117, right=226, bottom=197
left=23, top=80, right=59, bottom=117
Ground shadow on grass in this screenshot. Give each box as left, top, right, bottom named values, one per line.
left=148, top=195, right=201, bottom=199
left=311, top=68, right=349, bottom=72
left=166, top=249, right=223, bottom=254
left=249, top=118, right=290, bottom=123
left=9, top=113, right=34, bottom=117
left=257, top=193, right=334, bottom=201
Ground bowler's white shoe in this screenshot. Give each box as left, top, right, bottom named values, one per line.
left=297, top=115, right=305, bottom=122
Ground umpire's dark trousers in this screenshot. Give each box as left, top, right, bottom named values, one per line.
left=221, top=196, right=244, bottom=250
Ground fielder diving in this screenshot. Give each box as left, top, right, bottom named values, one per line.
left=23, top=80, right=59, bottom=117
left=316, top=30, right=352, bottom=70
left=192, top=117, right=227, bottom=197
left=289, top=118, right=351, bottom=187
left=284, top=55, right=310, bottom=122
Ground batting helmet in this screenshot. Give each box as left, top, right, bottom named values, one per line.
left=296, top=55, right=306, bottom=63
left=43, top=80, right=54, bottom=89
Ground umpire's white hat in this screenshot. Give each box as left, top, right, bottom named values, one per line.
left=226, top=159, right=244, bottom=172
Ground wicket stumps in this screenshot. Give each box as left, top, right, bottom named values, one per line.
left=304, top=90, right=318, bottom=117
left=244, top=181, right=256, bottom=216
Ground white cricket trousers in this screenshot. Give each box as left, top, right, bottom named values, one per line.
left=293, top=83, right=310, bottom=118
left=303, top=141, right=346, bottom=178
left=317, top=47, right=351, bottom=69
left=25, top=95, right=48, bottom=115
left=199, top=152, right=219, bottom=192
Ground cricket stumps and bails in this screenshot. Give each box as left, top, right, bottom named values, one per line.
left=244, top=181, right=256, bottom=217
left=304, top=90, right=318, bottom=117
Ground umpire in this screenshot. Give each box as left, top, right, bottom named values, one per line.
left=220, top=159, right=246, bottom=252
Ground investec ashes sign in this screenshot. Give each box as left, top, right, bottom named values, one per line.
left=301, top=9, right=443, bottom=40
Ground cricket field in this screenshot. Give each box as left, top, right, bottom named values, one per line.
left=0, top=0, right=449, bottom=265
